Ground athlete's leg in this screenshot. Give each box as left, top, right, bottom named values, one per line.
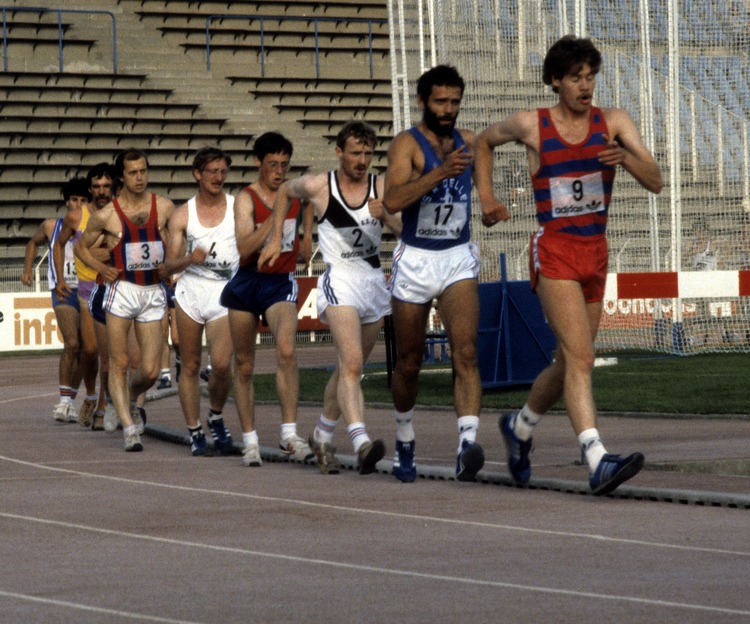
left=204, top=314, right=232, bottom=413
left=531, top=275, right=602, bottom=435
left=53, top=303, right=81, bottom=391
left=77, top=296, right=99, bottom=396
left=228, top=308, right=259, bottom=434
left=174, top=304, right=205, bottom=428
left=437, top=279, right=482, bottom=417
left=131, top=319, right=163, bottom=398
left=264, top=301, right=299, bottom=426
left=324, top=306, right=366, bottom=426
left=106, top=313, right=135, bottom=428
left=390, top=298, right=431, bottom=412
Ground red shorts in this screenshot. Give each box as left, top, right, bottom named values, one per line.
left=529, top=229, right=608, bottom=303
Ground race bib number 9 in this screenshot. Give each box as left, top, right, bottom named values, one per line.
left=417, top=202, right=467, bottom=240
left=124, top=241, right=164, bottom=272
left=550, top=172, right=605, bottom=218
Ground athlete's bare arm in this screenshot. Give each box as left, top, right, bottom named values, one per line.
left=21, top=218, right=55, bottom=287
left=234, top=188, right=273, bottom=263
left=383, top=129, right=474, bottom=214
left=159, top=203, right=204, bottom=279
left=474, top=111, right=538, bottom=226
left=258, top=172, right=328, bottom=269
left=371, top=175, right=402, bottom=237
left=74, top=205, right=121, bottom=283
left=601, top=108, right=663, bottom=194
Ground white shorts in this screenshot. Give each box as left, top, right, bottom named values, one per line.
left=317, top=264, right=390, bottom=325
left=388, top=241, right=480, bottom=305
left=104, top=280, right=166, bottom=323
left=175, top=272, right=229, bottom=325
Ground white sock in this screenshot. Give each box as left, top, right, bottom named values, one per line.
left=123, top=424, right=137, bottom=437
left=395, top=408, right=415, bottom=442
left=314, top=415, right=337, bottom=444
left=281, top=422, right=297, bottom=443
left=514, top=404, right=541, bottom=441
left=457, top=415, right=479, bottom=452
left=243, top=430, right=259, bottom=447
left=578, top=428, right=607, bottom=472
left=347, top=422, right=370, bottom=453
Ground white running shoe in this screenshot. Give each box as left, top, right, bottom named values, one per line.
left=103, top=403, right=118, bottom=433
left=124, top=430, right=143, bottom=452
left=280, top=434, right=314, bottom=461
left=242, top=442, right=263, bottom=467
left=52, top=400, right=70, bottom=422
left=131, top=403, right=145, bottom=435
left=65, top=403, right=78, bottom=424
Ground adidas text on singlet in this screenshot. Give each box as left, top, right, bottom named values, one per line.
left=531, top=107, right=615, bottom=239
left=400, top=127, right=472, bottom=251
left=184, top=193, right=239, bottom=280
left=316, top=171, right=382, bottom=270
left=109, top=193, right=165, bottom=286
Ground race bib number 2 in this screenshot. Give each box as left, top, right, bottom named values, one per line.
left=124, top=241, right=164, bottom=272
left=550, top=172, right=605, bottom=218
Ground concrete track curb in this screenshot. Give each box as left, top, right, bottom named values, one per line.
left=145, top=423, right=750, bottom=511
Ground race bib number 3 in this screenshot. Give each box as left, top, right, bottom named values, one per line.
left=550, top=172, right=605, bottom=218
left=416, top=202, right=467, bottom=240
left=124, top=241, right=164, bottom=272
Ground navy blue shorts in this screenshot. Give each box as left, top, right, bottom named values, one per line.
left=165, top=284, right=176, bottom=309
left=89, top=282, right=107, bottom=325
left=220, top=270, right=297, bottom=317
left=51, top=287, right=80, bottom=311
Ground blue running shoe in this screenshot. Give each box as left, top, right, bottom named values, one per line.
left=191, top=434, right=213, bottom=457
left=455, top=440, right=485, bottom=481
left=156, top=376, right=172, bottom=390
left=207, top=417, right=234, bottom=455
left=589, top=452, right=645, bottom=496
left=499, top=412, right=532, bottom=484
left=393, top=439, right=417, bottom=483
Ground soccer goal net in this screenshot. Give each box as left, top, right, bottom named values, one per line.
left=387, top=0, right=750, bottom=354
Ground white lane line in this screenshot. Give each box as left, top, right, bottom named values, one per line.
left=1, top=454, right=747, bottom=559
left=1, top=512, right=749, bottom=618
left=0, top=589, right=206, bottom=623
left=0, top=392, right=57, bottom=406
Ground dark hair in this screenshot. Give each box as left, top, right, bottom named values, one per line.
left=86, top=162, right=114, bottom=188
left=114, top=148, right=149, bottom=180
left=416, top=64, right=465, bottom=103
left=253, top=132, right=293, bottom=161
left=62, top=176, right=89, bottom=202
left=543, top=35, right=602, bottom=93
left=335, top=120, right=377, bottom=149
left=192, top=146, right=232, bottom=172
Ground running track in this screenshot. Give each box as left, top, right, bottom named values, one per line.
left=0, top=352, right=748, bottom=623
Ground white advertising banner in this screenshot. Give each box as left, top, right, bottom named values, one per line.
left=0, top=292, right=62, bottom=352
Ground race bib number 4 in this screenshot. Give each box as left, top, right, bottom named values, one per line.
left=416, top=202, right=467, bottom=240
left=550, top=172, right=605, bottom=218
left=124, top=241, right=164, bottom=272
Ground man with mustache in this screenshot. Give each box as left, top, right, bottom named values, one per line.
left=259, top=121, right=401, bottom=476
left=474, top=36, right=662, bottom=495
left=383, top=65, right=485, bottom=483
left=75, top=149, right=175, bottom=452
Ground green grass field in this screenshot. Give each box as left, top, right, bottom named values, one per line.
left=254, top=351, right=750, bottom=415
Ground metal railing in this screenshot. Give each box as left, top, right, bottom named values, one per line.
left=205, top=14, right=387, bottom=78
left=1, top=6, right=117, bottom=72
